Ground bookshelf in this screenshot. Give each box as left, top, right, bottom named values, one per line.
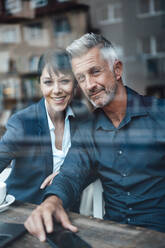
left=0, top=71, right=42, bottom=126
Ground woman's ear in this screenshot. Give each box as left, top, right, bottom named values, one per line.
left=113, top=60, right=123, bottom=80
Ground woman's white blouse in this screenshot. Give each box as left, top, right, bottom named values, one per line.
left=45, top=101, right=75, bottom=172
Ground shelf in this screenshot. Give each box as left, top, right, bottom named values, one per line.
left=3, top=97, right=41, bottom=103
left=19, top=72, right=39, bottom=78
left=0, top=72, right=39, bottom=78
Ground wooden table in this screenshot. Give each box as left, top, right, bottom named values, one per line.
left=1, top=201, right=165, bottom=248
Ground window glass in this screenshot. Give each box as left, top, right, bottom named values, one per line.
left=29, top=56, right=39, bottom=72
left=100, top=6, right=108, bottom=21
left=156, top=34, right=165, bottom=52
left=30, top=0, right=48, bottom=9
left=0, top=25, right=20, bottom=43
left=54, top=17, right=71, bottom=34
left=141, top=37, right=151, bottom=54
left=139, top=0, right=150, bottom=14
left=147, top=57, right=165, bottom=78
left=24, top=23, right=42, bottom=41
left=154, top=0, right=164, bottom=12
left=57, top=0, right=70, bottom=2
left=100, top=2, right=122, bottom=23
left=5, top=0, right=22, bottom=14
left=114, top=4, right=122, bottom=19
left=0, top=52, right=9, bottom=73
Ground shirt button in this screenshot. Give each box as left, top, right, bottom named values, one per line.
left=118, top=150, right=123, bottom=155
left=127, top=192, right=131, bottom=196
left=127, top=218, right=131, bottom=222
left=123, top=173, right=127, bottom=177
left=129, top=207, right=132, bottom=211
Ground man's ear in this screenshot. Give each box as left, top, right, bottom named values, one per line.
left=113, top=60, right=123, bottom=80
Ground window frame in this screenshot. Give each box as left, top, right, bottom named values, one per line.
left=5, top=0, right=22, bottom=14
left=29, top=56, right=40, bottom=72
left=0, top=25, right=21, bottom=44
left=99, top=2, right=123, bottom=25
left=24, top=22, right=43, bottom=42
left=137, top=0, right=165, bottom=18
left=53, top=16, right=71, bottom=35
left=30, top=0, right=48, bottom=9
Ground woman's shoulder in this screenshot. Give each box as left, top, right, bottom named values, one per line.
left=8, top=99, right=44, bottom=123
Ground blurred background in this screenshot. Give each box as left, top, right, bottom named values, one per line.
left=0, top=0, right=164, bottom=129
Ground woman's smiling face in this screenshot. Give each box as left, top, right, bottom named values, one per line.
left=40, top=66, right=75, bottom=114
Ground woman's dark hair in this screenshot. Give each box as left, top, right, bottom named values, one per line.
left=38, top=49, right=72, bottom=78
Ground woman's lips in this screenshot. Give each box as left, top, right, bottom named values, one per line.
left=51, top=96, right=66, bottom=103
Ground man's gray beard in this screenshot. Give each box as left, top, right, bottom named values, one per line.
left=88, top=84, right=117, bottom=109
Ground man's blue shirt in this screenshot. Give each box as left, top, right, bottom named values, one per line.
left=45, top=86, right=165, bottom=232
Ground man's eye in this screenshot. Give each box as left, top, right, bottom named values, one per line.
left=93, top=69, right=100, bottom=74
left=43, top=80, right=52, bottom=85
left=77, top=75, right=85, bottom=83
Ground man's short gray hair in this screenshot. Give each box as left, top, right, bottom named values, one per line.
left=66, top=33, right=118, bottom=70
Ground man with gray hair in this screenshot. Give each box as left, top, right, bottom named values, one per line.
left=25, top=33, right=165, bottom=241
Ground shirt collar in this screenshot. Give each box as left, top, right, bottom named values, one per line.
left=65, top=105, right=75, bottom=120
left=45, top=100, right=75, bottom=131
left=94, top=86, right=148, bottom=130
left=94, top=108, right=112, bottom=131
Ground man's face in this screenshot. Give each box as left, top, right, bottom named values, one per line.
left=71, top=46, right=121, bottom=108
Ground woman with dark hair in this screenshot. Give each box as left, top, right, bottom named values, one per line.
left=0, top=49, right=87, bottom=206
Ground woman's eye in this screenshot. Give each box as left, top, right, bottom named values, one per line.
left=60, top=79, right=70, bottom=84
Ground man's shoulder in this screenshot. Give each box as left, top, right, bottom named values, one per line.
left=142, top=94, right=165, bottom=113
left=140, top=94, right=165, bottom=129
left=128, top=86, right=165, bottom=113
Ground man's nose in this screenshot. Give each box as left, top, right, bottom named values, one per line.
left=86, top=75, right=96, bottom=91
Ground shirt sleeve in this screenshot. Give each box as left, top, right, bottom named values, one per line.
left=44, top=126, right=95, bottom=209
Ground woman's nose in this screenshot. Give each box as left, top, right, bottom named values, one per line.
left=52, top=82, right=61, bottom=94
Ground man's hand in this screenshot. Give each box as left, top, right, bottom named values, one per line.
left=24, top=195, right=78, bottom=242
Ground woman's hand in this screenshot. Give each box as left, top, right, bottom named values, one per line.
left=40, top=171, right=59, bottom=189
